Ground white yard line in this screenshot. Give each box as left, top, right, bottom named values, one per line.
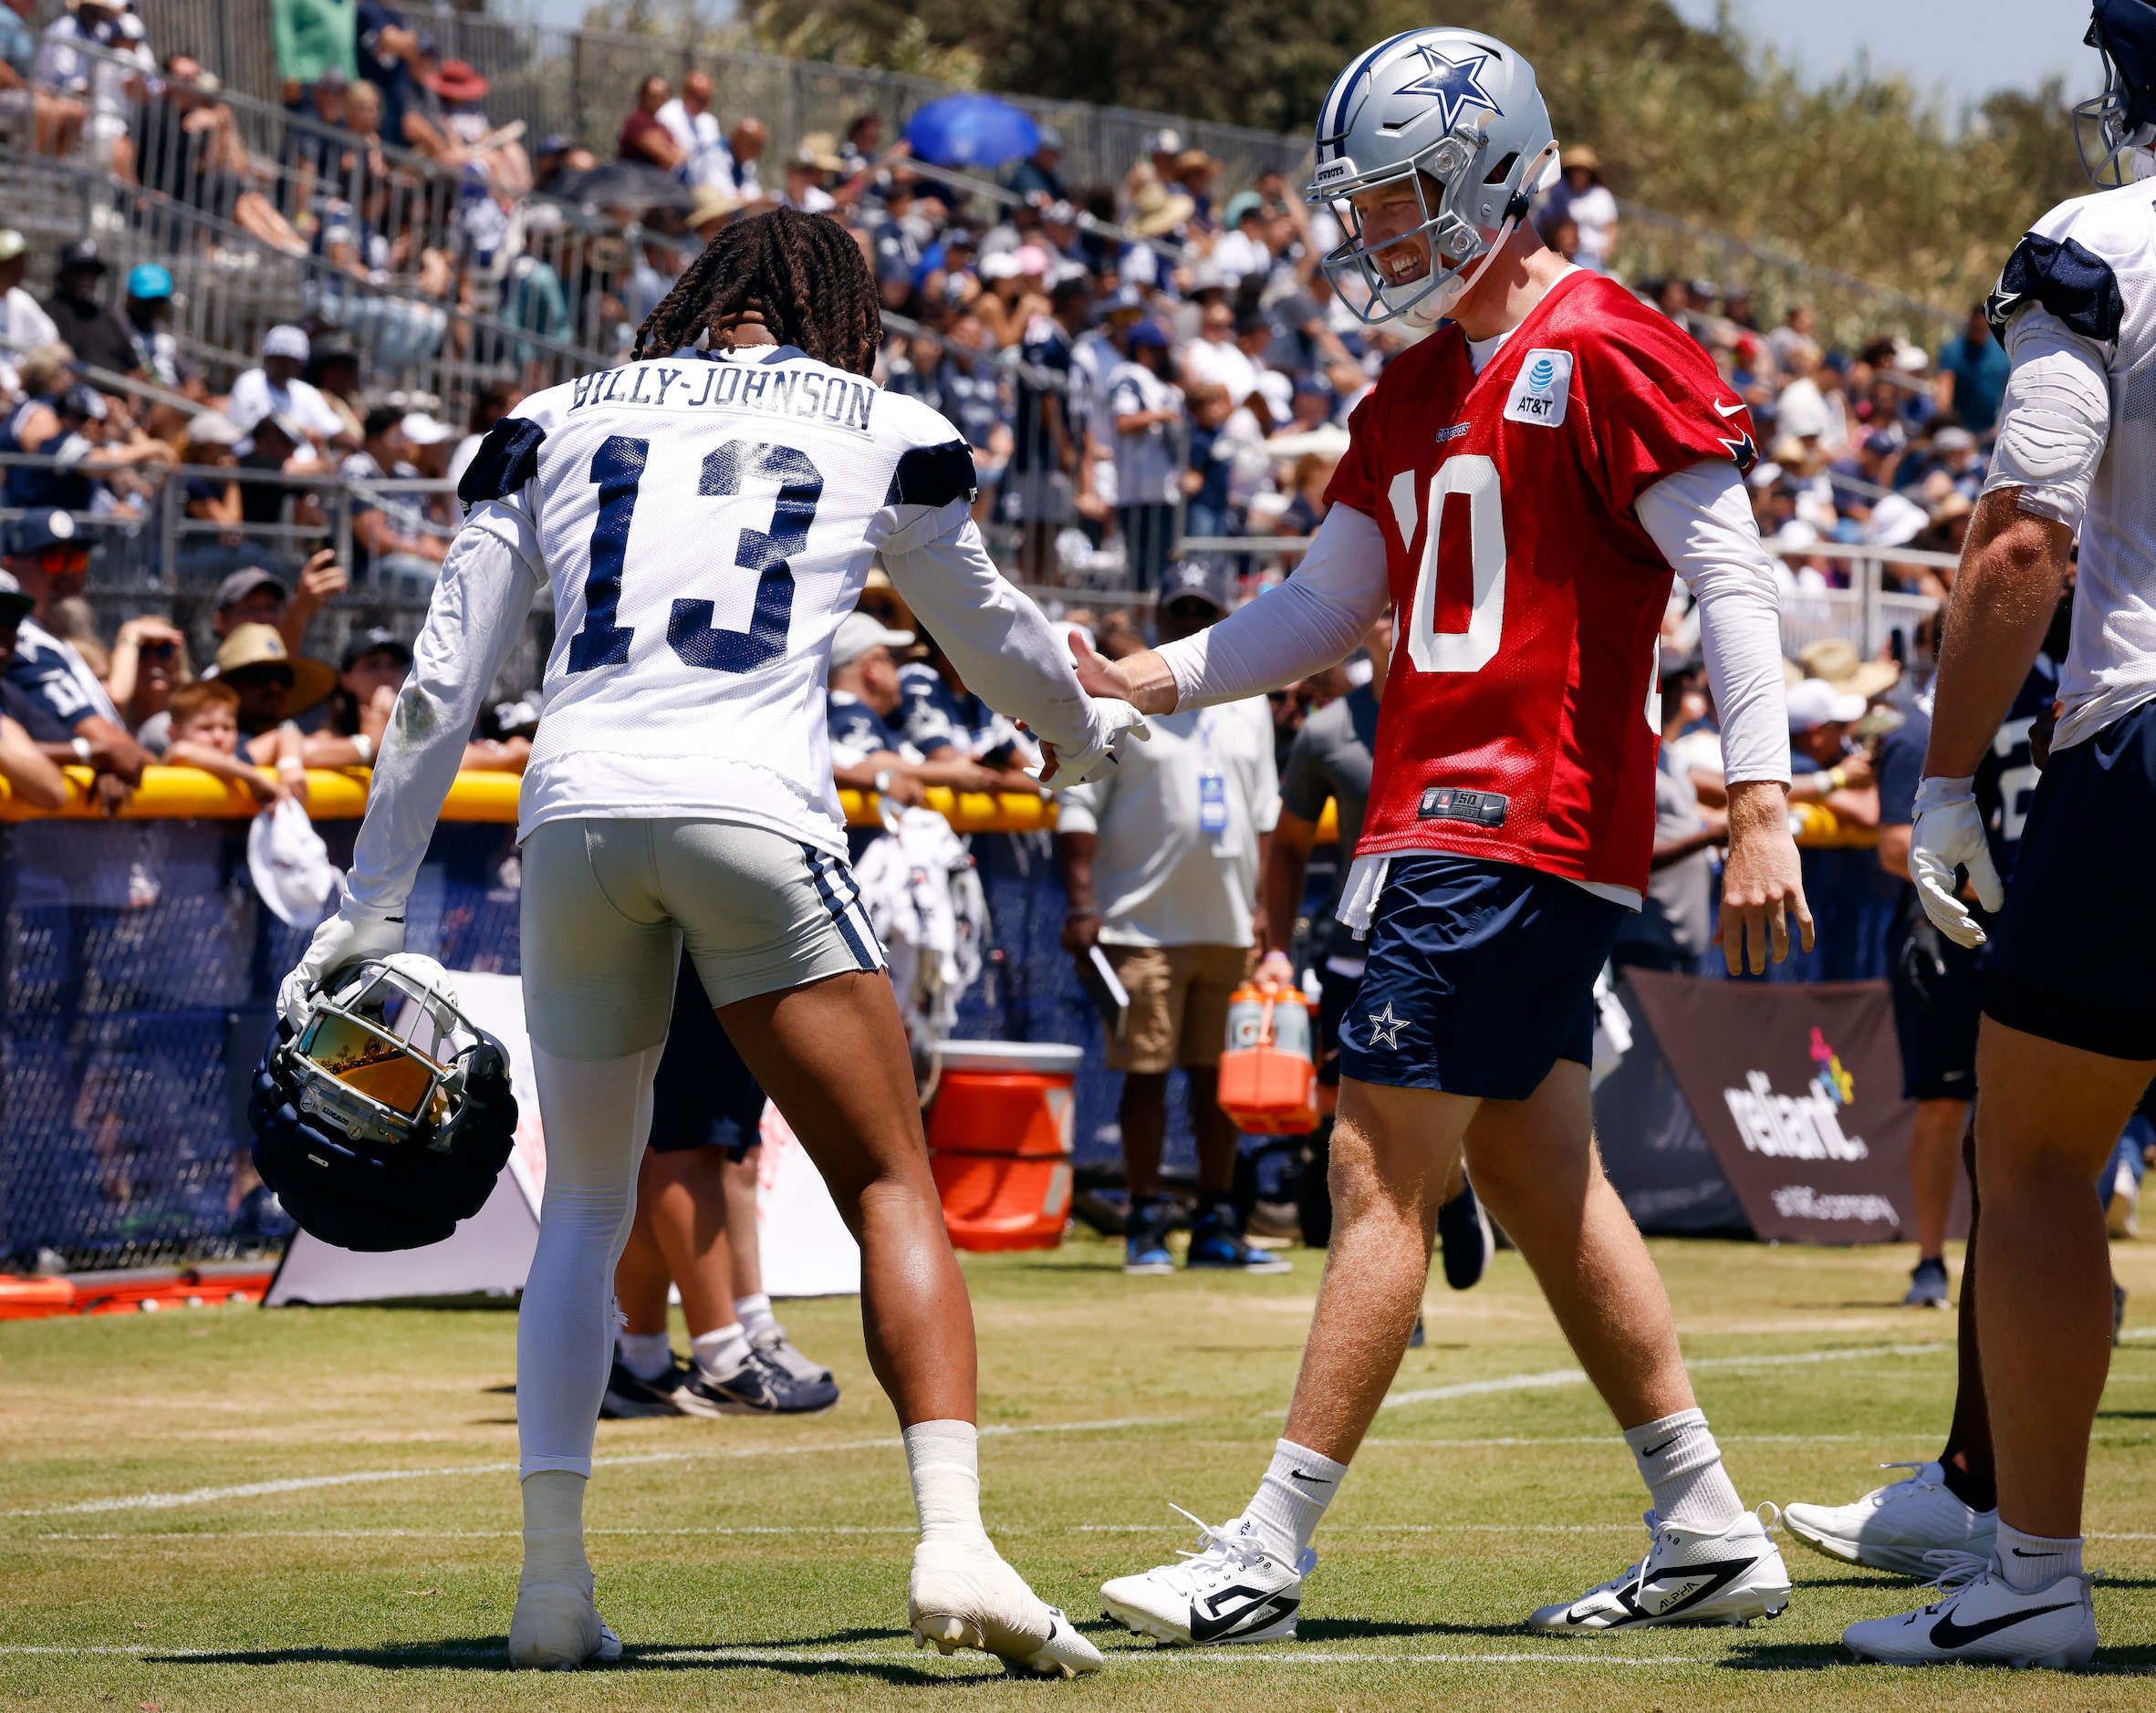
left=1379, top=1341, right=1952, bottom=1410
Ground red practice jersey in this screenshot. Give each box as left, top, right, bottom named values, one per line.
left=1325, top=270, right=1757, bottom=896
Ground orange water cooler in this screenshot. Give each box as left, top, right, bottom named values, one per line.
left=925, top=1040, right=1081, bottom=1251
left=1217, top=986, right=1320, bottom=1135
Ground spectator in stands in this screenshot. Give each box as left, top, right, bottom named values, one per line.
left=226, top=326, right=354, bottom=454
left=274, top=0, right=359, bottom=105
left=1182, top=299, right=1260, bottom=416
left=1276, top=449, right=1338, bottom=539
left=934, top=314, right=1008, bottom=522
left=354, top=0, right=425, bottom=152
left=1211, top=192, right=1272, bottom=289
left=1785, top=676, right=1880, bottom=825
left=1056, top=556, right=1282, bottom=1273
left=826, top=611, right=929, bottom=847
left=1007, top=127, right=1067, bottom=203
left=307, top=624, right=404, bottom=767
left=0, top=510, right=147, bottom=808
left=0, top=348, right=99, bottom=511
left=781, top=133, right=842, bottom=213
left=1932, top=301, right=2009, bottom=437
left=163, top=678, right=304, bottom=805
left=1171, top=148, right=1218, bottom=228
left=620, top=74, right=682, bottom=173
left=234, top=413, right=328, bottom=535
left=1010, top=272, right=1090, bottom=581
left=1543, top=145, right=1617, bottom=273
left=0, top=231, right=57, bottom=393
left=725, top=116, right=768, bottom=201
left=974, top=249, right=1045, bottom=349
left=120, top=265, right=200, bottom=402
left=209, top=624, right=325, bottom=790
left=1106, top=319, right=1183, bottom=591
left=212, top=555, right=346, bottom=659
left=1181, top=382, right=1234, bottom=542
left=430, top=57, right=530, bottom=195
left=284, top=66, right=351, bottom=215
left=501, top=206, right=572, bottom=388
left=341, top=405, right=445, bottom=590
left=657, top=70, right=729, bottom=187
left=40, top=241, right=135, bottom=378
left=0, top=0, right=81, bottom=157
left=108, top=614, right=188, bottom=751
left=302, top=338, right=365, bottom=444
left=0, top=569, right=68, bottom=805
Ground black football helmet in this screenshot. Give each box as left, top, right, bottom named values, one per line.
left=251, top=953, right=518, bottom=1251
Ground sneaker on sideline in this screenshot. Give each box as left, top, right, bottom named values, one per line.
left=677, top=1347, right=839, bottom=1417
left=1186, top=1202, right=1291, bottom=1274
left=1435, top=1178, right=1493, bottom=1291
left=1125, top=1196, right=1175, bottom=1275
left=600, top=1354, right=687, bottom=1419
left=1903, top=1256, right=1951, bottom=1309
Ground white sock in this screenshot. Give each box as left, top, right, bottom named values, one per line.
left=903, top=1419, right=992, bottom=1547
left=734, top=1293, right=776, bottom=1339
left=1997, top=1520, right=2083, bottom=1591
left=617, top=1330, right=672, bottom=1383
left=691, top=1323, right=751, bottom=1380
left=1623, top=1409, right=1744, bottom=1532
left=1245, top=1438, right=1347, bottom=1565
left=520, top=1469, right=590, bottom=1587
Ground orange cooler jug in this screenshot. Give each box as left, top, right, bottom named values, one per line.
left=925, top=1040, right=1081, bottom=1251
left=1217, top=985, right=1319, bottom=1135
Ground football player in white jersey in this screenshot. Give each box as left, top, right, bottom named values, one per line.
left=281, top=209, right=1140, bottom=1677
left=1841, top=0, right=2156, bottom=1669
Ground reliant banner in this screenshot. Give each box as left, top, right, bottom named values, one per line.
left=1621, top=971, right=1919, bottom=1244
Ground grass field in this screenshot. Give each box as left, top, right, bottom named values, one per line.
left=5, top=1230, right=2155, bottom=1709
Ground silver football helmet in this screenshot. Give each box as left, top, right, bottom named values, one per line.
left=276, top=952, right=506, bottom=1151
left=1307, top=27, right=1560, bottom=328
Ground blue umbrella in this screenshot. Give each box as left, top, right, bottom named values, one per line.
left=903, top=94, right=1041, bottom=171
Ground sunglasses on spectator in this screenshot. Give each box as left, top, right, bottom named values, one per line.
left=228, top=665, right=295, bottom=690
left=141, top=639, right=179, bottom=660
left=31, top=547, right=91, bottom=576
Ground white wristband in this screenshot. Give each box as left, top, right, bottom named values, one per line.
left=70, top=735, right=91, bottom=764
left=276, top=756, right=305, bottom=773
left=349, top=732, right=373, bottom=764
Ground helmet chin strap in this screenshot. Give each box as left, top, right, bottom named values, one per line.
left=1392, top=210, right=1523, bottom=331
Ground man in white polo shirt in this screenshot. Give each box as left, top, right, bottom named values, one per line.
left=225, top=325, right=355, bottom=456
left=1057, top=558, right=1283, bottom=1275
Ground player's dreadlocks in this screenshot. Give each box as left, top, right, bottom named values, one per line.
left=630, top=207, right=882, bottom=376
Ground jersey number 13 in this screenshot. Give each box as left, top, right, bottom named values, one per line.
left=567, top=435, right=823, bottom=675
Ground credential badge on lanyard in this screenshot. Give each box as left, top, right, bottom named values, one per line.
left=1195, top=709, right=1231, bottom=845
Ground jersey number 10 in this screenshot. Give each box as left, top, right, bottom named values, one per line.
left=1390, top=454, right=1504, bottom=674
left=567, top=434, right=825, bottom=675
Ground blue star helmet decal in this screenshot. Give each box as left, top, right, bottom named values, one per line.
left=1393, top=46, right=1505, bottom=133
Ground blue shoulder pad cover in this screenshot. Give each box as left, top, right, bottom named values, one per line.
left=456, top=416, right=546, bottom=504
left=1985, top=234, right=2125, bottom=348
left=885, top=439, right=979, bottom=509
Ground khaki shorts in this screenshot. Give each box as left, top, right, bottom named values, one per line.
left=520, top=817, right=882, bottom=1061
left=1102, top=942, right=1253, bottom=1075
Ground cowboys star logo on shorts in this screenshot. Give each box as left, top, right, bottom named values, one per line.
left=1392, top=45, right=1505, bottom=131
left=1365, top=1002, right=1409, bottom=1049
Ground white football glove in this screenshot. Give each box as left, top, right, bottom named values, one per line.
left=276, top=899, right=407, bottom=1028
left=1909, top=773, right=2004, bottom=949
left=1039, top=701, right=1151, bottom=786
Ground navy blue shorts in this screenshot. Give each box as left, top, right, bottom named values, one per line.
left=1987, top=699, right=2156, bottom=1061
left=1889, top=919, right=1984, bottom=1102
left=1337, top=853, right=1630, bottom=1101
left=650, top=948, right=769, bottom=1158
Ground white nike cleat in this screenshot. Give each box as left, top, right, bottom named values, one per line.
left=1527, top=1506, right=1792, bottom=1632
left=507, top=1575, right=623, bottom=1670
left=908, top=1536, right=1104, bottom=1677
left=1843, top=1552, right=2097, bottom=1668
left=1099, top=1510, right=1308, bottom=1646
left=1782, top=1461, right=1997, bottom=1579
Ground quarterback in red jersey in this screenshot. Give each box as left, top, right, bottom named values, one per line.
left=1079, top=28, right=1812, bottom=1646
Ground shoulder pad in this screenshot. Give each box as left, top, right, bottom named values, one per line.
left=1986, top=231, right=2126, bottom=348
left=456, top=416, right=546, bottom=505
left=885, top=439, right=978, bottom=509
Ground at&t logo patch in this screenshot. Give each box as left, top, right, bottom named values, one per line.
left=1502, top=348, right=1573, bottom=428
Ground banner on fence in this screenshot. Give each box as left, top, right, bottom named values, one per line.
left=1622, top=971, right=1920, bottom=1244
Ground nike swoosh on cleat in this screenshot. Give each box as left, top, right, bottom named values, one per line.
left=1190, top=1588, right=1298, bottom=1643
left=1928, top=1602, right=2080, bottom=1649
left=1713, top=399, right=1746, bottom=416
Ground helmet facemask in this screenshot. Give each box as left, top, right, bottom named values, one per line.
left=1311, top=127, right=1557, bottom=330
left=2079, top=4, right=2156, bottom=185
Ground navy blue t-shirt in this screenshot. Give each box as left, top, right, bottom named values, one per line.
left=1879, top=656, right=2058, bottom=888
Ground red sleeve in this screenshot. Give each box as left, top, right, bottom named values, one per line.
left=1322, top=386, right=1385, bottom=522
left=1576, top=304, right=1758, bottom=513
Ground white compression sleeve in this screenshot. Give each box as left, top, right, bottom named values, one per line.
left=344, top=499, right=545, bottom=918
left=1156, top=503, right=1390, bottom=709
left=1635, top=462, right=1792, bottom=785
left=880, top=502, right=1105, bottom=756
left=1981, top=308, right=2110, bottom=531
left=517, top=1042, right=663, bottom=1479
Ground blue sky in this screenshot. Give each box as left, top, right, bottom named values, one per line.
left=1668, top=0, right=2095, bottom=105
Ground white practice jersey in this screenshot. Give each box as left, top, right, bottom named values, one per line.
left=1984, top=182, right=2156, bottom=750
left=340, top=343, right=1120, bottom=919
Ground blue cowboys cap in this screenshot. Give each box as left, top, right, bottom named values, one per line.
left=5, top=508, right=79, bottom=558
left=1159, top=557, right=1234, bottom=614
